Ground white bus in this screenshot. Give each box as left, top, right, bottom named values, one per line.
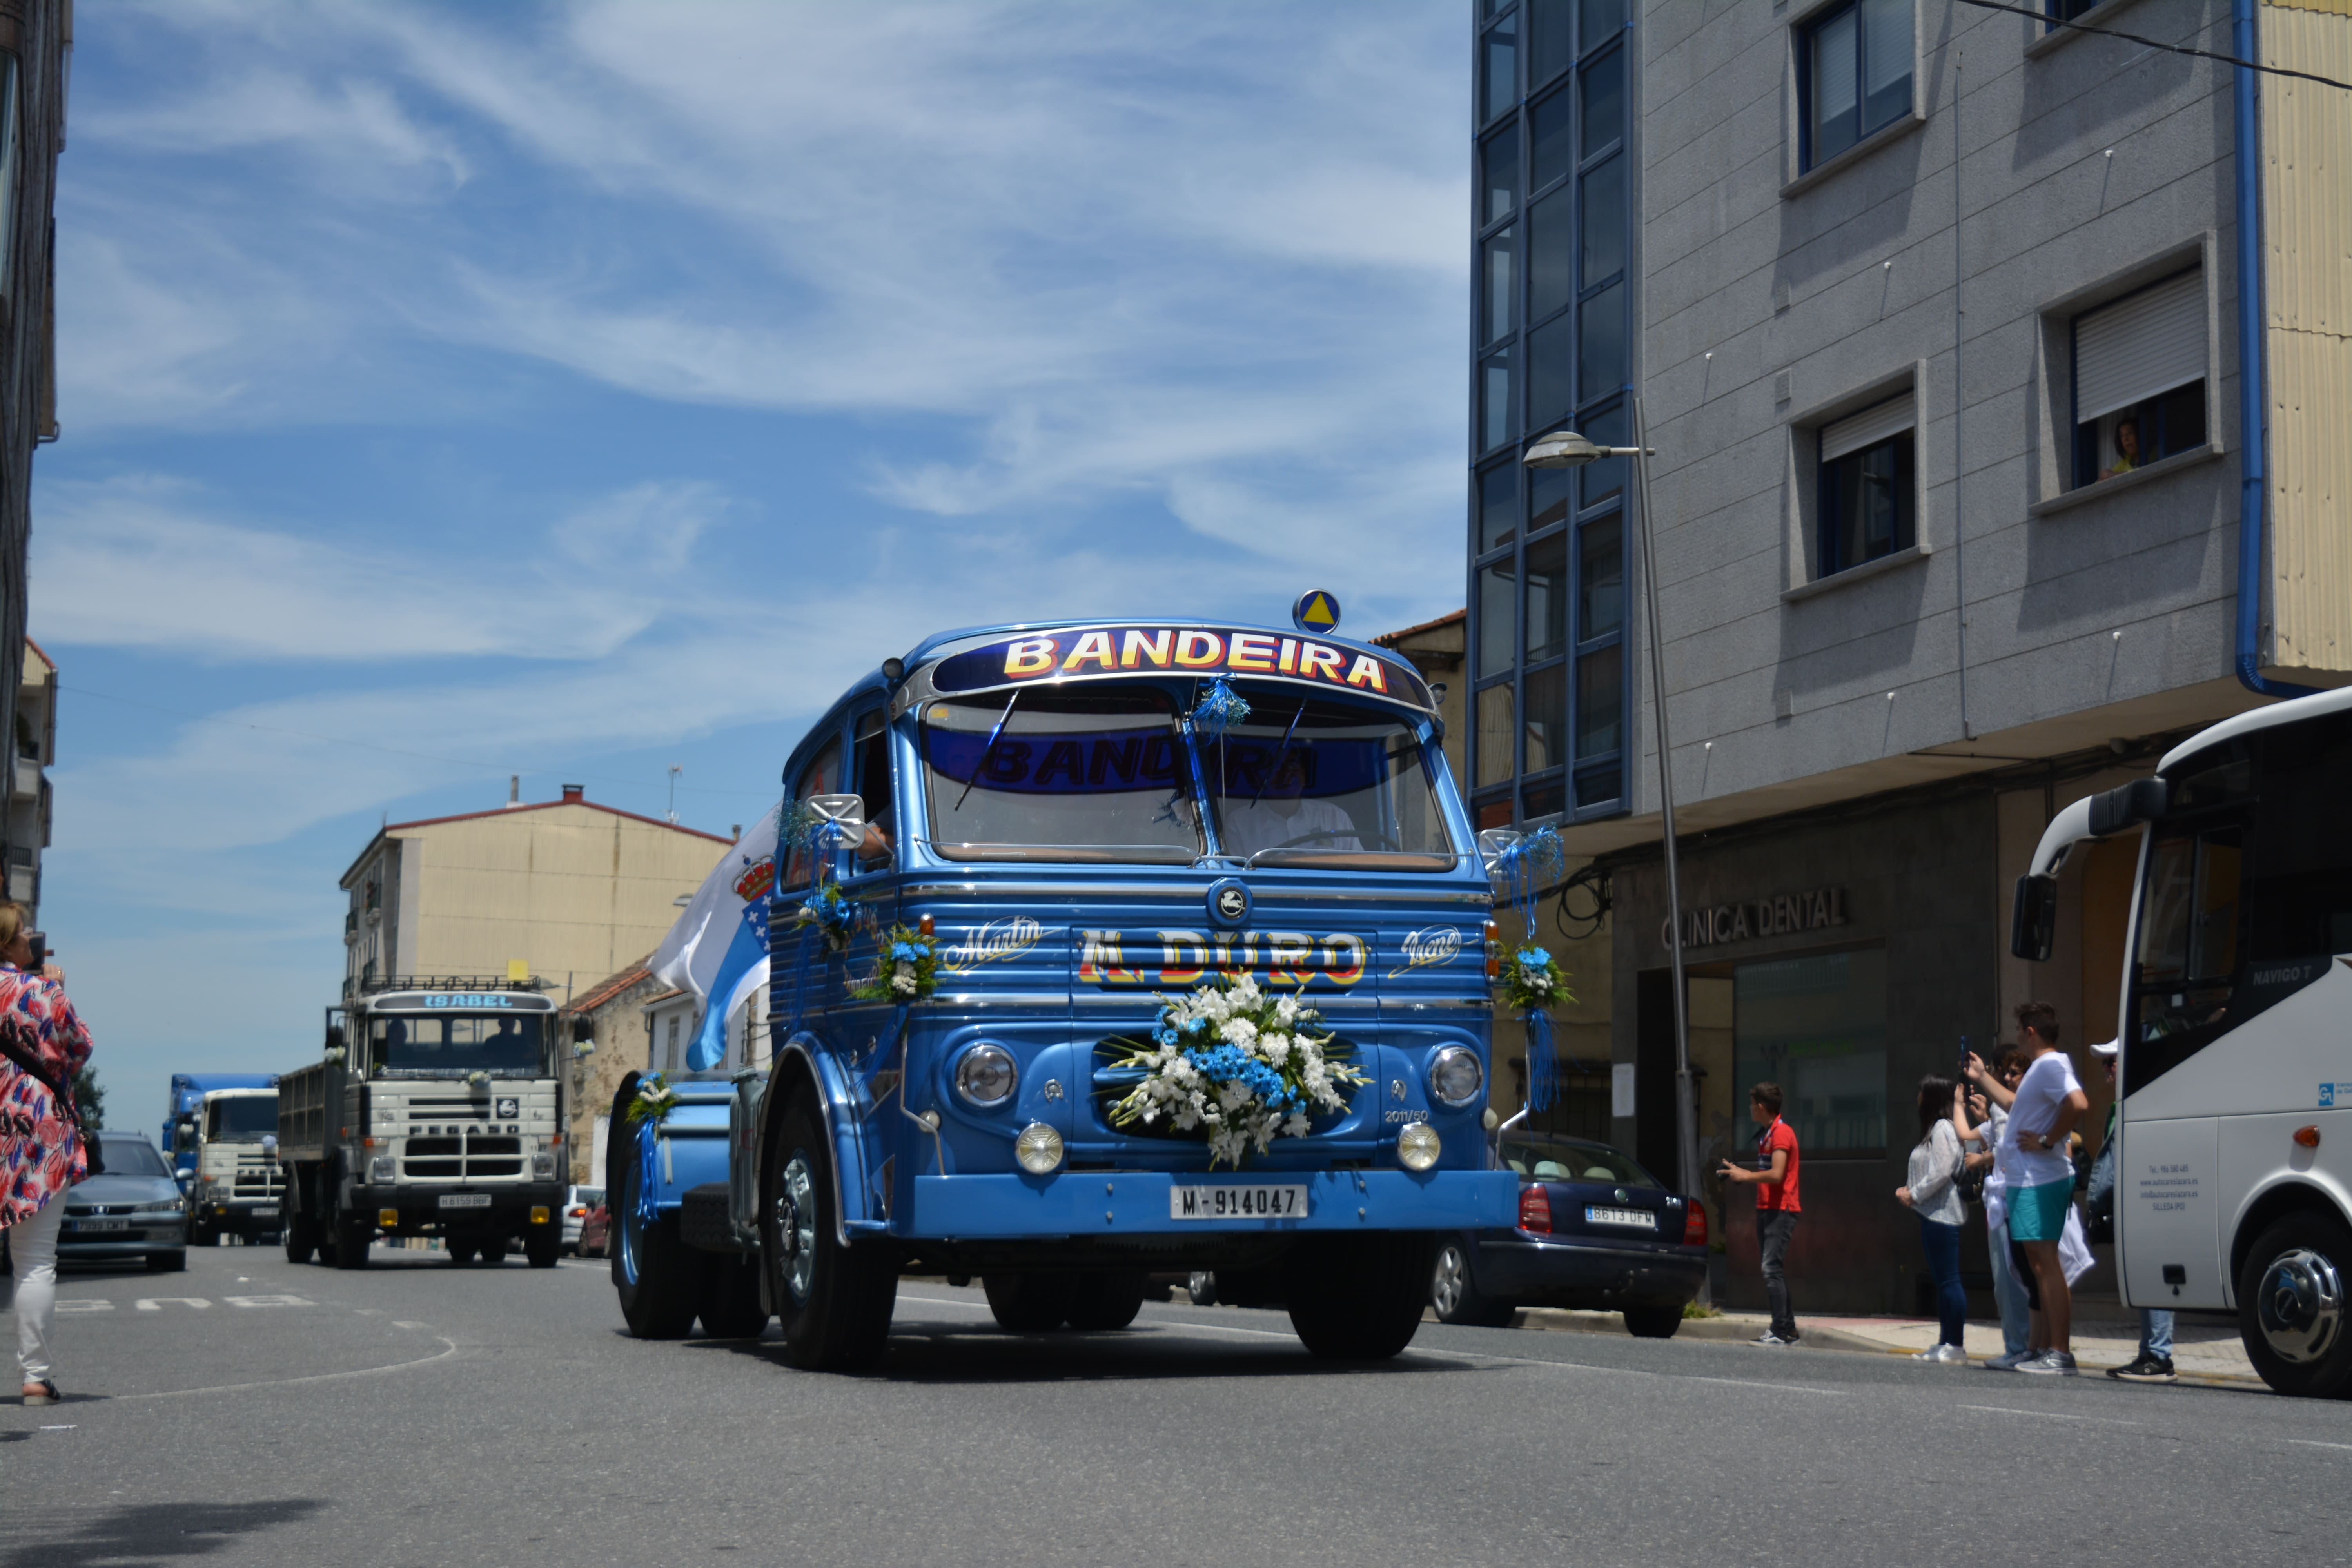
left=2013, top=684, right=2352, bottom=1398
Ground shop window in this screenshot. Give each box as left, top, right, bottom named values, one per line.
left=1802, top=0, right=1912, bottom=170
left=1733, top=948, right=1887, bottom=1154
left=2071, top=269, right=2207, bottom=489
left=1815, top=394, right=1916, bottom=578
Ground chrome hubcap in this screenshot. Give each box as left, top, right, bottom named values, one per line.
left=2256, top=1246, right=2344, bottom=1365
left=1432, top=1244, right=1467, bottom=1317
left=775, top=1154, right=818, bottom=1303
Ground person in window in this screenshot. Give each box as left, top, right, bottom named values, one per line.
left=857, top=806, right=895, bottom=868
left=1217, top=753, right=1361, bottom=859
left=481, top=1016, right=529, bottom=1068
left=2102, top=415, right=2142, bottom=480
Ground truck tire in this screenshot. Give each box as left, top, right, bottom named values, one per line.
left=284, top=1217, right=316, bottom=1266
left=332, top=1212, right=372, bottom=1270
left=525, top=1225, right=561, bottom=1269
left=479, top=1238, right=510, bottom=1266
left=762, top=1094, right=897, bottom=1370
left=699, top=1255, right=771, bottom=1339
left=613, top=1147, right=701, bottom=1339
left=2238, top=1210, right=2352, bottom=1399
left=1285, top=1234, right=1434, bottom=1360
left=1429, top=1240, right=1515, bottom=1328
left=983, top=1273, right=1076, bottom=1332
left=448, top=1240, right=478, bottom=1265
left=1064, top=1270, right=1147, bottom=1331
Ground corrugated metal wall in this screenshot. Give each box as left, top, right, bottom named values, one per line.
left=2263, top=0, right=2352, bottom=677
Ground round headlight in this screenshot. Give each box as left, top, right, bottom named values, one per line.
left=1014, top=1122, right=1065, bottom=1175
left=1397, top=1122, right=1441, bottom=1172
left=954, top=1042, right=1019, bottom=1107
left=1428, top=1046, right=1484, bottom=1108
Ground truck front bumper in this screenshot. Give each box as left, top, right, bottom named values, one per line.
left=898, top=1169, right=1518, bottom=1239
left=354, top=1184, right=568, bottom=1232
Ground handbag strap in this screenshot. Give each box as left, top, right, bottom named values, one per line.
left=0, top=1015, right=74, bottom=1115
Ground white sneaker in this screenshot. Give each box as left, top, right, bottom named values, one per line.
left=1752, top=1330, right=1793, bottom=1347
left=1912, top=1343, right=1967, bottom=1365
left=2015, top=1350, right=2079, bottom=1376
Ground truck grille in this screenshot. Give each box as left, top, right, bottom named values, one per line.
left=402, top=1135, right=524, bottom=1180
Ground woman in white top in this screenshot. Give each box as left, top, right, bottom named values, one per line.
left=1897, top=1074, right=1970, bottom=1362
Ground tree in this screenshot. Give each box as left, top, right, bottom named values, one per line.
left=71, top=1065, right=102, bottom=1129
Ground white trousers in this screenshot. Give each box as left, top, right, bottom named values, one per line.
left=6, top=1196, right=64, bottom=1384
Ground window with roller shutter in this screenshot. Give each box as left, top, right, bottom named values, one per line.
left=2070, top=268, right=2208, bottom=490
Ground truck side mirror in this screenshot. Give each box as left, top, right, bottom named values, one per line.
left=571, top=1017, right=595, bottom=1044
left=325, top=1023, right=346, bottom=1053
left=2011, top=873, right=2057, bottom=962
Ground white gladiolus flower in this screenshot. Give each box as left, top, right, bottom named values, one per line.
left=1220, top=1016, right=1257, bottom=1047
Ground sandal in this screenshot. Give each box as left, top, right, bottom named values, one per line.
left=21, top=1380, right=57, bottom=1406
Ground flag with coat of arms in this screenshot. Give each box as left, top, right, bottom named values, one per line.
left=651, top=802, right=782, bottom=1073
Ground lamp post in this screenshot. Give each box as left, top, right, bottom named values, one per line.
left=1523, top=411, right=1707, bottom=1265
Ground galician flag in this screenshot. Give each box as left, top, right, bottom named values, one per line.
left=652, top=801, right=781, bottom=1073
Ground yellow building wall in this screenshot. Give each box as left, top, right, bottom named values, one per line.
left=2263, top=0, right=2352, bottom=678
left=401, top=806, right=730, bottom=992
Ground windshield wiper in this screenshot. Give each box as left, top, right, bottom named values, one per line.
left=1250, top=702, right=1308, bottom=807
left=953, top=688, right=1023, bottom=812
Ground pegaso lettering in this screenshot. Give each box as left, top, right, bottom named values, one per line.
left=997, top=630, right=1392, bottom=696
left=1080, top=929, right=1368, bottom=990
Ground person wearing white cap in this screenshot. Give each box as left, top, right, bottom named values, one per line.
left=2085, top=1035, right=2176, bottom=1383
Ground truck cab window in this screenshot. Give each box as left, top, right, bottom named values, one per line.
left=370, top=1014, right=548, bottom=1077
left=1205, top=692, right=1455, bottom=870
left=780, top=738, right=844, bottom=889
left=852, top=710, right=894, bottom=869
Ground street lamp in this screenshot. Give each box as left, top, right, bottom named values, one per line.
left=1523, top=412, right=1707, bottom=1274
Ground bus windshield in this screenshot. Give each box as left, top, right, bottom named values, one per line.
left=205, top=1096, right=279, bottom=1142
left=920, top=687, right=1202, bottom=863
left=369, top=1014, right=547, bottom=1077
left=1205, top=692, right=1455, bottom=870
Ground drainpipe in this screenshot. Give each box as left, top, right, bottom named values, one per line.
left=2232, top=0, right=2319, bottom=699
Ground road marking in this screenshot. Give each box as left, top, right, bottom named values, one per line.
left=133, top=1298, right=210, bottom=1312
left=1678, top=1374, right=1851, bottom=1397
left=2288, top=1439, right=2352, bottom=1452
left=113, top=1337, right=462, bottom=1403
left=392, top=1321, right=431, bottom=1330
left=54, top=1300, right=113, bottom=1314
left=223, top=1295, right=311, bottom=1308
left=1958, top=1404, right=2139, bottom=1425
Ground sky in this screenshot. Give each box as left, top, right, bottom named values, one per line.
left=35, top=1, right=1471, bottom=1135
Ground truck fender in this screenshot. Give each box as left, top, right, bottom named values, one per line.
left=759, top=1034, right=875, bottom=1250
left=606, top=1072, right=644, bottom=1198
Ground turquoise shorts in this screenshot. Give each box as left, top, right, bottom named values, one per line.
left=2008, top=1178, right=2074, bottom=1243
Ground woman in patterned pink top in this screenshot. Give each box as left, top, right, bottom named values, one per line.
left=0, top=900, right=93, bottom=1405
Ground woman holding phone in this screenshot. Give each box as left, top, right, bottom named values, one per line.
left=0, top=901, right=93, bottom=1406
left=1896, top=1074, right=1970, bottom=1363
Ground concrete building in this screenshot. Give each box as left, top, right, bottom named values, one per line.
left=9, top=635, right=50, bottom=916
left=1536, top=0, right=2352, bottom=1314
left=339, top=783, right=732, bottom=1001
left=558, top=960, right=662, bottom=1185
left=0, top=3, right=69, bottom=893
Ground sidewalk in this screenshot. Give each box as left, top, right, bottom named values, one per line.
left=1504, top=1305, right=2262, bottom=1388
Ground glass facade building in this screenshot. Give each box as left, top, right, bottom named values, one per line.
left=1468, top=0, right=1632, bottom=833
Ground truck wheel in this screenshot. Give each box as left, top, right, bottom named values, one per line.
left=2238, top=1210, right=2352, bottom=1399
left=448, top=1241, right=478, bottom=1265
left=284, top=1218, right=316, bottom=1266
left=762, top=1095, right=897, bottom=1370
left=1064, top=1270, right=1147, bottom=1331
left=613, top=1146, right=702, bottom=1339
left=1430, top=1240, right=1515, bottom=1328
left=525, top=1226, right=561, bottom=1269
left=982, top=1273, right=1076, bottom=1331
left=332, top=1214, right=372, bottom=1270
left=1285, top=1234, right=1434, bottom=1360
left=479, top=1238, right=510, bottom=1266
left=699, top=1255, right=771, bottom=1339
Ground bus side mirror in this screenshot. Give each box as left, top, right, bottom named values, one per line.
left=2011, top=874, right=2057, bottom=962
left=2088, top=777, right=2167, bottom=836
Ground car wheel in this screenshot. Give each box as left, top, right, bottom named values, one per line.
left=1064, top=1270, right=1147, bottom=1331
left=1287, top=1234, right=1435, bottom=1359
left=1429, top=1240, right=1515, bottom=1328
left=145, top=1250, right=187, bottom=1274
left=1624, top=1303, right=1683, bottom=1339
left=762, top=1092, right=897, bottom=1369
left=1185, top=1270, right=1217, bottom=1307
left=2238, top=1210, right=2352, bottom=1399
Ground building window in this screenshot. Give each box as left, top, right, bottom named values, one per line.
left=2045, top=0, right=2103, bottom=21
left=1815, top=394, right=1916, bottom=578
left=1481, top=5, right=1518, bottom=126
left=666, top=1015, right=681, bottom=1072
left=2071, top=268, right=2207, bottom=489
left=1732, top=948, right=1887, bottom=1154
left=1802, top=0, right=1912, bottom=170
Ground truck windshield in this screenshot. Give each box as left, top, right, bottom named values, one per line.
left=205, top=1097, right=279, bottom=1142
left=369, top=1015, right=547, bottom=1076
left=920, top=688, right=1202, bottom=863
left=1205, top=693, right=1455, bottom=870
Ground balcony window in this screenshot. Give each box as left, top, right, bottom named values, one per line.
left=1803, top=0, right=1912, bottom=169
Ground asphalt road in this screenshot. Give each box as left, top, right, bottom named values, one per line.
left=3, top=1242, right=2349, bottom=1567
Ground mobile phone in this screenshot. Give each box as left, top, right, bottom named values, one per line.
left=24, top=931, right=44, bottom=969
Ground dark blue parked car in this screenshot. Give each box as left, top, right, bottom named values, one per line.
left=1428, top=1131, right=1705, bottom=1337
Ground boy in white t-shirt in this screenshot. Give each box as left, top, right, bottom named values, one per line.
left=1968, top=1002, right=2089, bottom=1375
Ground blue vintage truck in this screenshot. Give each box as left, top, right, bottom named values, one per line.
left=606, top=617, right=1518, bottom=1368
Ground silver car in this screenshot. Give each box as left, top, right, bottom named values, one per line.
left=60, top=1132, right=190, bottom=1272
left=562, top=1185, right=604, bottom=1255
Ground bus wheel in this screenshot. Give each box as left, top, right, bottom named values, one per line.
left=1285, top=1234, right=1434, bottom=1360
left=762, top=1095, right=896, bottom=1370
left=1064, top=1270, right=1147, bottom=1331
left=2239, top=1212, right=2352, bottom=1399
left=613, top=1148, right=701, bottom=1339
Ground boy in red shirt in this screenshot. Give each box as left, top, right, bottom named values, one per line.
left=1720, top=1082, right=1802, bottom=1345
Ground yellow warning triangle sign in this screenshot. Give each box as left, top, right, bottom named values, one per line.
left=1299, top=593, right=1337, bottom=627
